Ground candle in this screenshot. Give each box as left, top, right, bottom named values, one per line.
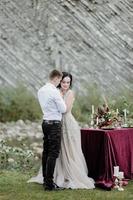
left=114, top=166, right=119, bottom=177
left=92, top=105, right=94, bottom=115
left=96, top=117, right=98, bottom=125
left=116, top=108, right=119, bottom=115
left=118, top=171, right=124, bottom=179
left=124, top=109, right=127, bottom=119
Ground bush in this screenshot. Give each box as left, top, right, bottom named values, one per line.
left=0, top=85, right=42, bottom=122
left=0, top=84, right=133, bottom=125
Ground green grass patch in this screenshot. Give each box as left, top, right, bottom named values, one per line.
left=0, top=171, right=133, bottom=200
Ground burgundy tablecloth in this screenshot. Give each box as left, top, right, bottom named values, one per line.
left=81, top=128, right=133, bottom=190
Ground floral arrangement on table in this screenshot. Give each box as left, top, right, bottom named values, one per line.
left=94, top=104, right=118, bottom=128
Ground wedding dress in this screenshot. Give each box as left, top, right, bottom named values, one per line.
left=28, top=91, right=95, bottom=189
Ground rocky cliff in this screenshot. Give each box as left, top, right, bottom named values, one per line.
left=0, top=0, right=133, bottom=95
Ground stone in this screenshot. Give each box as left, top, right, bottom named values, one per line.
left=0, top=0, right=132, bottom=95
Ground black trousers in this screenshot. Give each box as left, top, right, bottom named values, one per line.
left=42, top=120, right=62, bottom=187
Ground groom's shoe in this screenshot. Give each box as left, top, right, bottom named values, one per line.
left=44, top=183, right=64, bottom=191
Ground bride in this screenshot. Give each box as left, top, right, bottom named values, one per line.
left=28, top=72, right=95, bottom=189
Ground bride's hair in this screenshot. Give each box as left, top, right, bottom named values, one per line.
left=57, top=72, right=73, bottom=88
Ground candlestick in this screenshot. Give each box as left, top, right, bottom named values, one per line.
left=96, top=117, right=99, bottom=126
left=114, top=177, right=119, bottom=189
left=113, top=166, right=120, bottom=189
left=90, top=114, right=94, bottom=128
left=124, top=109, right=126, bottom=119
left=118, top=171, right=124, bottom=191
left=123, top=109, right=128, bottom=127
left=92, top=105, right=94, bottom=115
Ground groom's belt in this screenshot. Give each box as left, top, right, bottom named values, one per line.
left=43, top=120, right=61, bottom=124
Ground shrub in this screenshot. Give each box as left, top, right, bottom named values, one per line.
left=0, top=85, right=42, bottom=122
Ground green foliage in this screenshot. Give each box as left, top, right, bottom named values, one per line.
left=108, top=90, right=133, bottom=118
left=0, top=139, right=35, bottom=171
left=72, top=83, right=102, bottom=123
left=0, top=85, right=42, bottom=122
left=0, top=83, right=133, bottom=125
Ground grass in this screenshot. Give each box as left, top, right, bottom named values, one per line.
left=0, top=171, right=133, bottom=200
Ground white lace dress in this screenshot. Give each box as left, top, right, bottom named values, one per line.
left=28, top=92, right=95, bottom=189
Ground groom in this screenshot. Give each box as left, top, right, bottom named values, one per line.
left=38, top=69, right=66, bottom=191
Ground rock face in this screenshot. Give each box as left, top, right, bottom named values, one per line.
left=0, top=0, right=133, bottom=95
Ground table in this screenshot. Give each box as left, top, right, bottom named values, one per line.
left=81, top=128, right=133, bottom=189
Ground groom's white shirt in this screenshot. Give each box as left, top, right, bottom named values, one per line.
left=38, top=83, right=66, bottom=121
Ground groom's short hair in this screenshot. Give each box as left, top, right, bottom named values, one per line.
left=49, top=69, right=62, bottom=80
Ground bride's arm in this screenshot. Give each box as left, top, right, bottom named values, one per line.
left=65, top=90, right=75, bottom=112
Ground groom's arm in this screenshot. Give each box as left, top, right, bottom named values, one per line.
left=54, top=90, right=66, bottom=113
